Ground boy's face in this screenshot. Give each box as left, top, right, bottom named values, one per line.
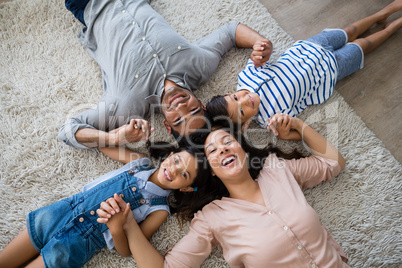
left=224, top=90, right=260, bottom=124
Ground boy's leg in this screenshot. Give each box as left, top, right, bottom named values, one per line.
left=354, top=18, right=402, bottom=54
left=344, top=0, right=402, bottom=42
left=0, top=228, right=40, bottom=267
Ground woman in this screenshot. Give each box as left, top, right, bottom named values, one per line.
left=99, top=113, right=348, bottom=267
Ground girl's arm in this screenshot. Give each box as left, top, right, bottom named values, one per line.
left=98, top=147, right=146, bottom=164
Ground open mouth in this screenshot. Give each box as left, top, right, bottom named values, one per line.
left=221, top=155, right=237, bottom=167
left=164, top=169, right=172, bottom=182
left=169, top=93, right=187, bottom=107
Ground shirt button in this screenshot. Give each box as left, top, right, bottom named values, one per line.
left=128, top=170, right=135, bottom=174
left=79, top=217, right=84, bottom=222
left=312, top=264, right=316, bottom=268
left=140, top=199, right=146, bottom=204
left=122, top=10, right=126, bottom=13
left=132, top=21, right=136, bottom=25
left=177, top=46, right=181, bottom=50
left=132, top=186, right=137, bottom=192
left=268, top=210, right=272, bottom=215
left=120, top=194, right=124, bottom=198
left=142, top=37, right=146, bottom=41
left=298, top=245, right=303, bottom=250
left=90, top=211, right=95, bottom=215
left=163, top=74, right=166, bottom=78
left=153, top=54, right=157, bottom=58
left=283, top=226, right=288, bottom=231
left=135, top=74, right=139, bottom=79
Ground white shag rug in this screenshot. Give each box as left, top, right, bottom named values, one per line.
left=0, top=0, right=401, bottom=267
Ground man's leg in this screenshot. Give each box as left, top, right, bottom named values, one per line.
left=65, top=0, right=91, bottom=26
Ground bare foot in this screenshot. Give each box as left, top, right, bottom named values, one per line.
left=377, top=0, right=402, bottom=24
left=385, top=17, right=402, bottom=32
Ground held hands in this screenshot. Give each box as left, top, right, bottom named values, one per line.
left=267, top=113, right=302, bottom=141
left=97, top=193, right=134, bottom=231
left=111, top=119, right=154, bottom=146
left=251, top=39, right=273, bottom=68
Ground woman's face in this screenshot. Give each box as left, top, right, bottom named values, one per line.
left=204, top=130, right=248, bottom=180
left=157, top=151, right=198, bottom=190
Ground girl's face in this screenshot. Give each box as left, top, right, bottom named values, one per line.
left=204, top=130, right=248, bottom=180
left=156, top=151, right=198, bottom=190
left=224, top=90, right=260, bottom=124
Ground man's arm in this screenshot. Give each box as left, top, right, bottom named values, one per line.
left=61, top=119, right=153, bottom=148
left=235, top=23, right=273, bottom=67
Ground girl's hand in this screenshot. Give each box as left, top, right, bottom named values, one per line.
left=251, top=39, right=273, bottom=68
left=268, top=114, right=302, bottom=141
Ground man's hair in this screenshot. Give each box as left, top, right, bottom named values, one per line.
left=172, top=110, right=213, bottom=150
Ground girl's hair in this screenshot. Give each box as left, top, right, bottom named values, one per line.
left=206, top=95, right=232, bottom=128
left=147, top=141, right=212, bottom=222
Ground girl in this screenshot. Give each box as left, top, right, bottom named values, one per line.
left=206, top=1, right=402, bottom=135
left=0, top=143, right=210, bottom=268
left=99, top=113, right=349, bottom=267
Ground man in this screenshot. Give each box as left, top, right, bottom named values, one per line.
left=59, top=0, right=271, bottom=149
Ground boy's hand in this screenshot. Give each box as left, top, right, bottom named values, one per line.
left=251, top=39, right=273, bottom=68
left=268, top=114, right=302, bottom=141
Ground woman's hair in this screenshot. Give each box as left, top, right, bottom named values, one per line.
left=173, top=128, right=305, bottom=221
left=206, top=95, right=232, bottom=128
left=147, top=129, right=304, bottom=222
left=148, top=141, right=212, bottom=222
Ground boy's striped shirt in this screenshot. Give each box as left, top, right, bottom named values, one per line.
left=237, top=40, right=338, bottom=128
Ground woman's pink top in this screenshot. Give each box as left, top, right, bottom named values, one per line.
left=164, top=154, right=349, bottom=268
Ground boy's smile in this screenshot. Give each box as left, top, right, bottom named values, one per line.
left=224, top=90, right=260, bottom=124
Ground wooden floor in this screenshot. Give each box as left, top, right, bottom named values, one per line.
left=1, top=0, right=401, bottom=162
left=259, top=0, right=402, bottom=163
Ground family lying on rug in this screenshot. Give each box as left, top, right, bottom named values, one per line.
left=1, top=0, right=401, bottom=267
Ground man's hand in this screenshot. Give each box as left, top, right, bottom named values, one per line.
left=111, top=119, right=154, bottom=146
left=251, top=39, right=273, bottom=68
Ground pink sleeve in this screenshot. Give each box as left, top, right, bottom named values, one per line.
left=279, top=155, right=342, bottom=189
left=164, top=209, right=214, bottom=267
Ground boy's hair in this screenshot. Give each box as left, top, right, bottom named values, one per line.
left=205, top=95, right=232, bottom=128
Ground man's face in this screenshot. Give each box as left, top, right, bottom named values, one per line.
left=161, top=86, right=206, bottom=136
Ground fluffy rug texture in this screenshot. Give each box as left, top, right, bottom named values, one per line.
left=1, top=0, right=401, bottom=267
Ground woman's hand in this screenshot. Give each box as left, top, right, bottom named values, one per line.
left=267, top=113, right=302, bottom=140
left=97, top=193, right=133, bottom=228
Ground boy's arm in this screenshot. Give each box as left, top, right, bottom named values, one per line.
left=235, top=23, right=273, bottom=67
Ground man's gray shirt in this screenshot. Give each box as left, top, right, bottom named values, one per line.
left=58, top=0, right=239, bottom=149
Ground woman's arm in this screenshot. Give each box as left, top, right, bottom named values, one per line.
left=272, top=114, right=346, bottom=170
left=97, top=194, right=168, bottom=258
left=104, top=195, right=213, bottom=268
